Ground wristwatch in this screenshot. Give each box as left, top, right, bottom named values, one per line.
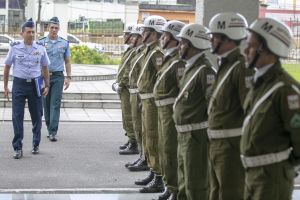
left=66, top=76, right=72, bottom=80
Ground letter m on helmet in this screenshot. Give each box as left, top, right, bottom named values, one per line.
left=185, top=29, right=194, bottom=37
left=217, top=21, right=226, bottom=29
left=149, top=20, right=155, bottom=26
left=260, top=22, right=273, bottom=33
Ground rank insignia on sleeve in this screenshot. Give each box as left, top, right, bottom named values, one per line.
left=156, top=57, right=163, bottom=66
left=245, top=76, right=253, bottom=88
left=207, top=74, right=215, bottom=85
left=290, top=113, right=300, bottom=128
left=177, top=67, right=185, bottom=77
left=33, top=51, right=40, bottom=55
left=287, top=95, right=300, bottom=110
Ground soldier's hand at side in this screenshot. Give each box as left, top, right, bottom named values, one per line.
left=42, top=87, right=49, bottom=96
left=64, top=78, right=70, bottom=90
left=4, top=87, right=10, bottom=101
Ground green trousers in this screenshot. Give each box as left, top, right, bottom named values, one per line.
left=141, top=98, right=160, bottom=173
left=177, top=129, right=209, bottom=200
left=130, top=93, right=143, bottom=151
left=119, top=87, right=135, bottom=142
left=209, top=137, right=244, bottom=200
left=158, top=104, right=178, bottom=193
left=244, top=160, right=294, bottom=200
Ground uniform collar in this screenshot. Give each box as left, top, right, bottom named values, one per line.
left=135, top=44, right=144, bottom=52
left=254, top=63, right=274, bottom=83
left=185, top=52, right=205, bottom=68
left=20, top=41, right=38, bottom=49
left=164, top=47, right=177, bottom=57
left=46, top=35, right=61, bottom=43
left=253, top=61, right=282, bottom=88
left=218, top=47, right=241, bottom=67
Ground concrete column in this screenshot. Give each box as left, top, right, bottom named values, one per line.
left=53, top=0, right=70, bottom=38
left=196, top=0, right=259, bottom=26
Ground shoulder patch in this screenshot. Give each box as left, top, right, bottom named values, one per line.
left=35, top=41, right=44, bottom=46
left=245, top=76, right=253, bottom=88
left=207, top=74, right=215, bottom=85
left=38, top=36, right=46, bottom=41
left=156, top=57, right=163, bottom=66
left=290, top=113, right=300, bottom=128
left=10, top=41, right=20, bottom=47
left=287, top=95, right=300, bottom=110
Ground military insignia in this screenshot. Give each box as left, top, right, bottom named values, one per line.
left=33, top=51, right=40, bottom=55
left=36, top=41, right=44, bottom=46
left=245, top=76, right=253, bottom=88
left=156, top=57, right=163, bottom=66
left=207, top=74, right=215, bottom=85
left=183, top=91, right=189, bottom=99
left=45, top=43, right=48, bottom=49
left=290, top=113, right=300, bottom=128
left=16, top=55, right=24, bottom=58
left=10, top=41, right=20, bottom=46
left=287, top=95, right=300, bottom=110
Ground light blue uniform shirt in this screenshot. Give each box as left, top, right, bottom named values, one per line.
left=39, top=36, right=70, bottom=72
left=4, top=41, right=50, bottom=79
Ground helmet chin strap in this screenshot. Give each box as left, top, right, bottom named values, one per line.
left=180, top=42, right=191, bottom=60
left=124, top=35, right=130, bottom=44
left=247, top=50, right=261, bottom=69
left=143, top=31, right=151, bottom=44
left=211, top=41, right=222, bottom=54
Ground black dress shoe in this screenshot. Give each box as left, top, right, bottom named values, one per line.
left=139, top=174, right=164, bottom=193
left=158, top=189, right=171, bottom=200
left=167, top=193, right=177, bottom=200
left=119, top=141, right=129, bottom=150
left=119, top=142, right=139, bottom=155
left=135, top=170, right=154, bottom=185
left=125, top=157, right=141, bottom=168
left=32, top=146, right=39, bottom=154
left=128, top=159, right=149, bottom=171
left=13, top=150, right=23, bottom=159
left=49, top=135, right=57, bottom=142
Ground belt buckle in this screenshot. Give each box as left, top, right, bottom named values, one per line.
left=26, top=79, right=32, bottom=82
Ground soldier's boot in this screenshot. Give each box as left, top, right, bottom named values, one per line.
left=135, top=170, right=154, bottom=186
left=125, top=154, right=142, bottom=168
left=139, top=174, right=164, bottom=193
left=128, top=159, right=149, bottom=171
left=119, top=141, right=129, bottom=150
left=167, top=193, right=177, bottom=200
left=119, top=142, right=139, bottom=155
left=158, top=188, right=171, bottom=200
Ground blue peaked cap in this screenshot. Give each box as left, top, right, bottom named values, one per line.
left=49, top=17, right=60, bottom=24
left=22, top=18, right=35, bottom=29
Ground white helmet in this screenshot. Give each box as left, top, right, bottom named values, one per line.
left=123, top=23, right=135, bottom=33
left=131, top=24, right=144, bottom=36
left=208, top=12, right=248, bottom=40
left=177, top=23, right=211, bottom=50
left=248, top=18, right=293, bottom=58
left=161, top=20, right=185, bottom=40
left=142, top=15, right=166, bottom=33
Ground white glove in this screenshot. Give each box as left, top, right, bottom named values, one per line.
left=112, top=82, right=118, bottom=92
left=112, top=82, right=122, bottom=94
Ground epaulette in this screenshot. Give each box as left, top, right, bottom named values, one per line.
left=36, top=41, right=44, bottom=46
left=10, top=41, right=20, bottom=47
left=59, top=36, right=68, bottom=42
left=38, top=36, right=46, bottom=41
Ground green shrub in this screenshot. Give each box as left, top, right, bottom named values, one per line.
left=70, top=45, right=120, bottom=65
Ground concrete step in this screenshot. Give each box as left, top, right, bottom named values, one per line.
left=0, top=99, right=121, bottom=109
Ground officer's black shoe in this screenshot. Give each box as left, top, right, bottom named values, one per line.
left=128, top=159, right=149, bottom=171
left=31, top=146, right=39, bottom=154
left=49, top=135, right=57, bottom=142
left=119, top=142, right=139, bottom=155
left=13, top=150, right=23, bottom=159
left=167, top=193, right=177, bottom=200
left=134, top=170, right=154, bottom=186
left=139, top=174, right=164, bottom=193
left=125, top=157, right=141, bottom=168
left=158, top=189, right=171, bottom=200
left=119, top=141, right=129, bottom=150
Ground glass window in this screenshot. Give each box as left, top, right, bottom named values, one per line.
left=67, top=35, right=80, bottom=44
left=0, top=0, right=6, bottom=8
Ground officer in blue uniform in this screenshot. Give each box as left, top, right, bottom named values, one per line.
left=3, top=18, right=50, bottom=159
left=39, top=17, right=71, bottom=142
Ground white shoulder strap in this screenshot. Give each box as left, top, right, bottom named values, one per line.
left=137, top=49, right=158, bottom=86
left=117, top=50, right=135, bottom=78
left=128, top=53, right=144, bottom=81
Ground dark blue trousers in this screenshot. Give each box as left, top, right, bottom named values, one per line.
left=12, top=77, right=43, bottom=151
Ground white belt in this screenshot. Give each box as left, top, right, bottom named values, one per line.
left=207, top=128, right=242, bottom=139
left=155, top=97, right=176, bottom=107
left=129, top=88, right=139, bottom=94
left=139, top=93, right=154, bottom=100
left=175, top=121, right=208, bottom=133
left=240, top=148, right=291, bottom=168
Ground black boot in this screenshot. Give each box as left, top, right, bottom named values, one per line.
left=128, top=159, right=149, bottom=171
left=158, top=189, right=171, bottom=200
left=167, top=193, right=177, bottom=200
left=125, top=156, right=141, bottom=168
left=139, top=174, right=164, bottom=193
left=135, top=170, right=154, bottom=185
left=119, top=142, right=139, bottom=155
left=119, top=141, right=129, bottom=150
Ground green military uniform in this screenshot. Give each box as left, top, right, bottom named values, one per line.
left=173, top=52, right=216, bottom=200
left=241, top=61, right=300, bottom=200
left=207, top=48, right=253, bottom=200
left=128, top=45, right=146, bottom=152
left=117, top=47, right=136, bottom=143
left=137, top=41, right=164, bottom=173
left=153, top=49, right=185, bottom=194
